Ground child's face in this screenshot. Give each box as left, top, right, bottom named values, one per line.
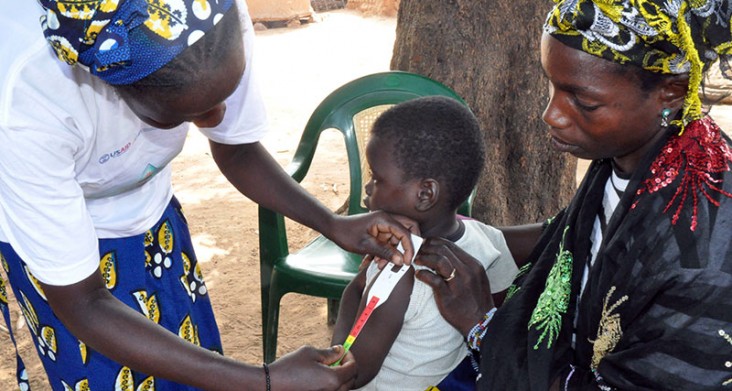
left=363, top=136, right=419, bottom=217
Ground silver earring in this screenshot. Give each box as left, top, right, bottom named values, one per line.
left=661, top=108, right=672, bottom=127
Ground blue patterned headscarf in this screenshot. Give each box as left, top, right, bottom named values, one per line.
left=39, top=0, right=235, bottom=85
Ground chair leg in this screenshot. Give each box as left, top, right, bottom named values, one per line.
left=260, top=261, right=273, bottom=362
left=264, top=285, right=283, bottom=364
left=327, top=298, right=340, bottom=325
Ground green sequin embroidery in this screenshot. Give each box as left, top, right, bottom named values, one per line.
left=506, top=215, right=558, bottom=302
left=529, top=225, right=573, bottom=350
left=505, top=262, right=532, bottom=302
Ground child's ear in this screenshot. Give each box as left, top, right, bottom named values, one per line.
left=415, top=179, right=439, bottom=212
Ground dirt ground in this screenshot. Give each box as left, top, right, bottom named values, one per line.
left=2, top=9, right=732, bottom=390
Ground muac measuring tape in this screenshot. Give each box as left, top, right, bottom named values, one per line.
left=333, top=235, right=423, bottom=366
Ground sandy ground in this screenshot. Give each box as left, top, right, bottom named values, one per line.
left=2, top=8, right=732, bottom=390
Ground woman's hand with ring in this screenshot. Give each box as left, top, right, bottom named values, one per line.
left=444, top=268, right=456, bottom=282
left=414, top=237, right=495, bottom=335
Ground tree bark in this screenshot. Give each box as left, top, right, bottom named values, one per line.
left=391, top=0, right=576, bottom=225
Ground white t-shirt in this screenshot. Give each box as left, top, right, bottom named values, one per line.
left=358, top=220, right=518, bottom=391
left=0, top=1, right=267, bottom=285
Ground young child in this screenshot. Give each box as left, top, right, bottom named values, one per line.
left=331, top=96, right=518, bottom=390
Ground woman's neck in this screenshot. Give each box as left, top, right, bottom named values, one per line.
left=612, top=126, right=671, bottom=176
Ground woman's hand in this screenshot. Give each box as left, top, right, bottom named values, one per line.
left=270, top=345, right=357, bottom=391
left=414, top=238, right=495, bottom=335
left=329, top=212, right=418, bottom=266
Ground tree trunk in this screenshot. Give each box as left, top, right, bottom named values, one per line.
left=391, top=0, right=576, bottom=225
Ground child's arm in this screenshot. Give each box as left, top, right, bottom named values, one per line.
left=331, top=267, right=368, bottom=346
left=332, top=265, right=415, bottom=388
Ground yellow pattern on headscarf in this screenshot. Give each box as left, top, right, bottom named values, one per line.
left=594, top=0, right=623, bottom=22
left=55, top=0, right=121, bottom=20
left=672, top=2, right=704, bottom=128
left=83, top=19, right=110, bottom=45
left=40, top=0, right=234, bottom=84
left=545, top=0, right=732, bottom=134
left=145, top=0, right=188, bottom=40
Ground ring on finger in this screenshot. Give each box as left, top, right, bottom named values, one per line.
left=444, top=268, right=456, bottom=282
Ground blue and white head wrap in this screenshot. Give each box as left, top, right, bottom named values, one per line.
left=39, top=0, right=235, bottom=85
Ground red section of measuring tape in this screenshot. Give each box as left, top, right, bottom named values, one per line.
left=348, top=296, right=380, bottom=340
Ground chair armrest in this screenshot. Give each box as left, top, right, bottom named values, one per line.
left=285, top=132, right=322, bottom=182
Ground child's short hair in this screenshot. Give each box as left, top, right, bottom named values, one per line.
left=370, top=95, right=485, bottom=210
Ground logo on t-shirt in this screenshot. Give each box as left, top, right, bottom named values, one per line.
left=98, top=141, right=132, bottom=164
left=98, top=131, right=142, bottom=164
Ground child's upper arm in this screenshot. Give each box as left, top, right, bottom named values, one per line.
left=332, top=266, right=369, bottom=345
left=349, top=266, right=415, bottom=388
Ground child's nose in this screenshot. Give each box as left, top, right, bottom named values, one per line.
left=364, top=181, right=373, bottom=195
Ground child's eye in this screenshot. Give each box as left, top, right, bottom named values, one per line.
left=574, top=97, right=600, bottom=112
left=367, top=170, right=376, bottom=182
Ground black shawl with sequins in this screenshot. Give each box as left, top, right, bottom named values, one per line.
left=479, top=117, right=732, bottom=390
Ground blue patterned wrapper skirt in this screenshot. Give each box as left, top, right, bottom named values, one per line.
left=0, top=197, right=222, bottom=391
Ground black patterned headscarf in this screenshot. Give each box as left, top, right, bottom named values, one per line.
left=39, top=0, right=235, bottom=85
left=544, top=0, right=732, bottom=133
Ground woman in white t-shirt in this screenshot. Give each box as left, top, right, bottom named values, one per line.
left=0, top=1, right=415, bottom=390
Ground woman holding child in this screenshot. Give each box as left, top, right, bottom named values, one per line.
left=416, top=0, right=732, bottom=389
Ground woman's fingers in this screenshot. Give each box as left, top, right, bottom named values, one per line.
left=321, top=346, right=357, bottom=391
left=271, top=345, right=357, bottom=391
left=363, top=216, right=414, bottom=264
left=416, top=238, right=467, bottom=279
left=414, top=238, right=494, bottom=334
left=363, top=212, right=419, bottom=265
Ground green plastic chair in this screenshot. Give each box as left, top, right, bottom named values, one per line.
left=258, top=71, right=474, bottom=363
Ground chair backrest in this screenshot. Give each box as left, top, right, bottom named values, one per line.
left=287, top=71, right=475, bottom=217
